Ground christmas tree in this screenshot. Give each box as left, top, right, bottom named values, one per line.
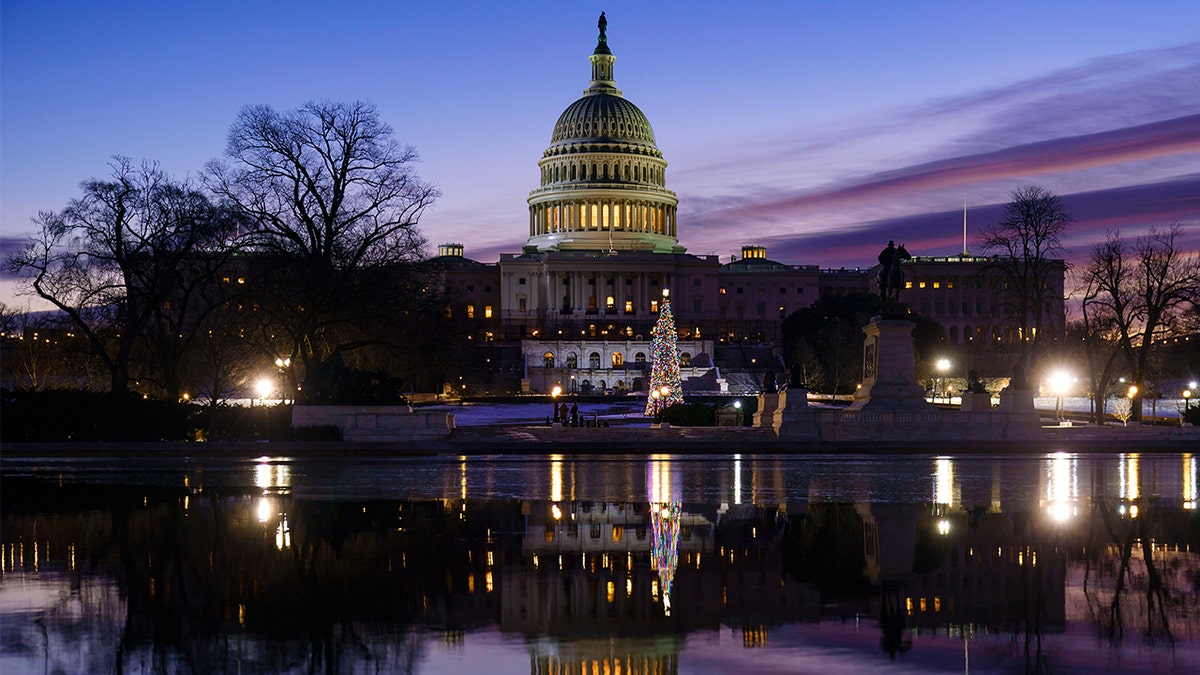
left=645, top=289, right=684, bottom=417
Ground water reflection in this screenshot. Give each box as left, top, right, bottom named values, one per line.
left=2, top=453, right=1198, bottom=673
left=1043, top=452, right=1078, bottom=523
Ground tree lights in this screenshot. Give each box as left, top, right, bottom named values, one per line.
left=645, top=289, right=684, bottom=418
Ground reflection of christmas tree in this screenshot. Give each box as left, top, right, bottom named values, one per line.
left=650, top=501, right=681, bottom=617
left=645, top=290, right=684, bottom=417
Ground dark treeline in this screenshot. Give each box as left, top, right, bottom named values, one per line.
left=3, top=101, right=460, bottom=425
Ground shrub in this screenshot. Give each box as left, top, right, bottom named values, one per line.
left=661, top=402, right=717, bottom=426
left=0, top=388, right=190, bottom=442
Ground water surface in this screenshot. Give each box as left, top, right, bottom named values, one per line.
left=2, top=451, right=1197, bottom=674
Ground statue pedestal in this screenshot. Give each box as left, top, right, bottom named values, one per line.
left=753, top=394, right=781, bottom=428
left=997, top=387, right=1041, bottom=439
left=847, top=318, right=932, bottom=412
left=777, top=388, right=818, bottom=439
left=960, top=392, right=993, bottom=412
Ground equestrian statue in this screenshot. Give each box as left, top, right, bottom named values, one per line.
left=877, top=240, right=911, bottom=316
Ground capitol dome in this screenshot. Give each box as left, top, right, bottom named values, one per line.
left=526, top=16, right=681, bottom=254
left=549, top=94, right=657, bottom=149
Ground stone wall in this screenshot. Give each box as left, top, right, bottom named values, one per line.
left=292, top=406, right=455, bottom=442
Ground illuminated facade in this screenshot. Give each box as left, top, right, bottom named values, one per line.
left=431, top=18, right=1067, bottom=394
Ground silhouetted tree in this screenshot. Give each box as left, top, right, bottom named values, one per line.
left=206, top=101, right=441, bottom=399
left=979, top=186, right=1070, bottom=374
left=5, top=158, right=239, bottom=396
left=1081, top=224, right=1200, bottom=420
left=782, top=293, right=879, bottom=394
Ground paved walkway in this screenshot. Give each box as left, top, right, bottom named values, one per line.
left=3, top=419, right=1195, bottom=459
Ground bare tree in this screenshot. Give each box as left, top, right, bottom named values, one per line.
left=5, top=158, right=238, bottom=395
left=979, top=186, right=1070, bottom=374
left=206, top=101, right=440, bottom=397
left=1081, top=225, right=1200, bottom=420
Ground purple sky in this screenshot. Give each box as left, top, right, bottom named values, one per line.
left=3, top=2, right=1198, bottom=309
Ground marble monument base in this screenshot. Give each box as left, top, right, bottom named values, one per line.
left=756, top=389, right=819, bottom=439
left=846, top=317, right=933, bottom=413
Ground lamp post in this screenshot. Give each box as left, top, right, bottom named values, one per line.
left=274, top=357, right=291, bottom=404
left=650, top=386, right=672, bottom=425
left=935, top=358, right=950, bottom=403
left=1183, top=388, right=1192, bottom=424
left=1048, top=370, right=1071, bottom=422
left=551, top=384, right=562, bottom=423
left=254, top=378, right=274, bottom=439
left=255, top=378, right=274, bottom=407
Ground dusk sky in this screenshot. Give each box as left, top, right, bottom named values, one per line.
left=3, top=1, right=1199, bottom=308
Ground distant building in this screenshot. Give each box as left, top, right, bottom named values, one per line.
left=432, top=19, right=1065, bottom=394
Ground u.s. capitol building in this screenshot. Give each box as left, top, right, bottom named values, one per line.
left=426, top=18, right=1063, bottom=396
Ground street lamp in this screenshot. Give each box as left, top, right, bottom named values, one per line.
left=1048, top=370, right=1071, bottom=421
left=935, top=358, right=950, bottom=403
left=551, top=384, right=562, bottom=423
left=274, top=357, right=292, bottom=404
left=255, top=378, right=274, bottom=406
left=1183, top=388, right=1192, bottom=414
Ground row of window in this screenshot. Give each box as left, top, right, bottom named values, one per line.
left=719, top=286, right=807, bottom=295
left=917, top=301, right=996, bottom=317
left=543, top=350, right=694, bottom=369
left=540, top=158, right=663, bottom=185
left=535, top=201, right=671, bottom=235
left=906, top=277, right=1007, bottom=291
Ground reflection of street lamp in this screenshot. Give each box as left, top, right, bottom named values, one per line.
left=935, top=358, right=950, bottom=403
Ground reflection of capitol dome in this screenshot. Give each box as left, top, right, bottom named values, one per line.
left=527, top=17, right=681, bottom=253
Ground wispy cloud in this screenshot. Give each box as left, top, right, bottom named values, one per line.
left=673, top=43, right=1200, bottom=265
left=758, top=177, right=1200, bottom=268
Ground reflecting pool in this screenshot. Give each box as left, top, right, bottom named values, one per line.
left=2, top=452, right=1198, bottom=673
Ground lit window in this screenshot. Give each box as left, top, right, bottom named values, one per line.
left=650, top=300, right=659, bottom=312
left=484, top=305, right=493, bottom=319
left=237, top=277, right=245, bottom=284
left=719, top=287, right=727, bottom=294
left=919, top=282, right=927, bottom=289
left=624, top=300, right=633, bottom=313
left=905, top=281, right=912, bottom=289
left=466, top=305, right=475, bottom=318
left=933, top=281, right=940, bottom=289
